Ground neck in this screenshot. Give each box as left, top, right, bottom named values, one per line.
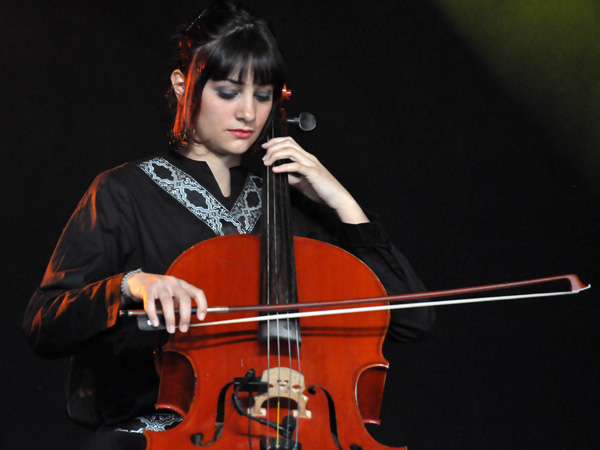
left=177, top=144, right=242, bottom=198
left=177, top=143, right=242, bottom=169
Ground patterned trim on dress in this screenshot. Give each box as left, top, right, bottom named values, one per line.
left=114, top=412, right=183, bottom=434
left=138, top=157, right=261, bottom=236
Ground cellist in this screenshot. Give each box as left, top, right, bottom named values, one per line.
left=22, top=1, right=435, bottom=448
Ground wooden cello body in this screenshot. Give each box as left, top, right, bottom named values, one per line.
left=144, top=234, right=405, bottom=450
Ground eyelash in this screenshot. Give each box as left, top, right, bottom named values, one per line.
left=216, top=89, right=272, bottom=103
left=255, top=93, right=272, bottom=103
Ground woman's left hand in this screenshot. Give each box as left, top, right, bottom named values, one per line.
left=262, top=137, right=369, bottom=224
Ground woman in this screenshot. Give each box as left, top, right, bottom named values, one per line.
left=23, top=1, right=434, bottom=448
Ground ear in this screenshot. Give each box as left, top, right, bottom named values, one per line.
left=171, top=70, right=186, bottom=100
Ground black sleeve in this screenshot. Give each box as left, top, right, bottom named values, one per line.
left=22, top=170, right=137, bottom=357
left=338, top=217, right=435, bottom=342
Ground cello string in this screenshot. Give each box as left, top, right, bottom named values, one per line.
left=279, top=162, right=302, bottom=446
left=264, top=143, right=273, bottom=444
left=275, top=157, right=294, bottom=436
left=284, top=178, right=298, bottom=444
left=285, top=325, right=296, bottom=445
left=293, top=318, right=302, bottom=446
left=274, top=165, right=282, bottom=445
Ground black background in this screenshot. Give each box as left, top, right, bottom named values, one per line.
left=2, top=1, right=598, bottom=449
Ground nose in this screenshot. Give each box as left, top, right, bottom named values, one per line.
left=235, top=93, right=256, bottom=123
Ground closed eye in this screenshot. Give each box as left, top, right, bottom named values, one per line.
left=216, top=88, right=239, bottom=100
left=254, top=91, right=273, bottom=103
left=254, top=92, right=272, bottom=103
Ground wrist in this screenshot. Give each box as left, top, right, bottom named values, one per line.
left=333, top=195, right=370, bottom=224
left=120, top=268, right=143, bottom=306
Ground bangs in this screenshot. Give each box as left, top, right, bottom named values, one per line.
left=203, top=28, right=285, bottom=91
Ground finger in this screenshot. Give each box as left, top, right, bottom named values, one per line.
left=262, top=142, right=310, bottom=165
left=271, top=160, right=315, bottom=178
left=181, top=281, right=207, bottom=321
left=143, top=294, right=160, bottom=328
left=262, top=136, right=297, bottom=148
left=287, top=172, right=306, bottom=187
left=265, top=152, right=314, bottom=173
left=173, top=289, right=192, bottom=333
left=158, top=293, right=176, bottom=334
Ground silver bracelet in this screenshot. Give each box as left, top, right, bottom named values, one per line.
left=121, top=268, right=142, bottom=298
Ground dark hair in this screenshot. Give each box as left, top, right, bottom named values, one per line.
left=172, top=0, right=285, bottom=145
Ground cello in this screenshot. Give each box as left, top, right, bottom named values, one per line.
left=140, top=90, right=405, bottom=450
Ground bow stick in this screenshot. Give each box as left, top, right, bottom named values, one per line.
left=119, top=274, right=590, bottom=330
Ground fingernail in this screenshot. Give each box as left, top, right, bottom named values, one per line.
left=152, top=320, right=159, bottom=327
left=168, top=325, right=176, bottom=334
left=180, top=324, right=188, bottom=333
left=200, top=312, right=206, bottom=321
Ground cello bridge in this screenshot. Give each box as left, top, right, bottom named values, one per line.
left=249, top=368, right=312, bottom=419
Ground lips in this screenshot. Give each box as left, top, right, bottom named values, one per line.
left=229, top=129, right=253, bottom=139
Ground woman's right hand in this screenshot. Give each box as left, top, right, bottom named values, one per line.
left=125, top=272, right=207, bottom=334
